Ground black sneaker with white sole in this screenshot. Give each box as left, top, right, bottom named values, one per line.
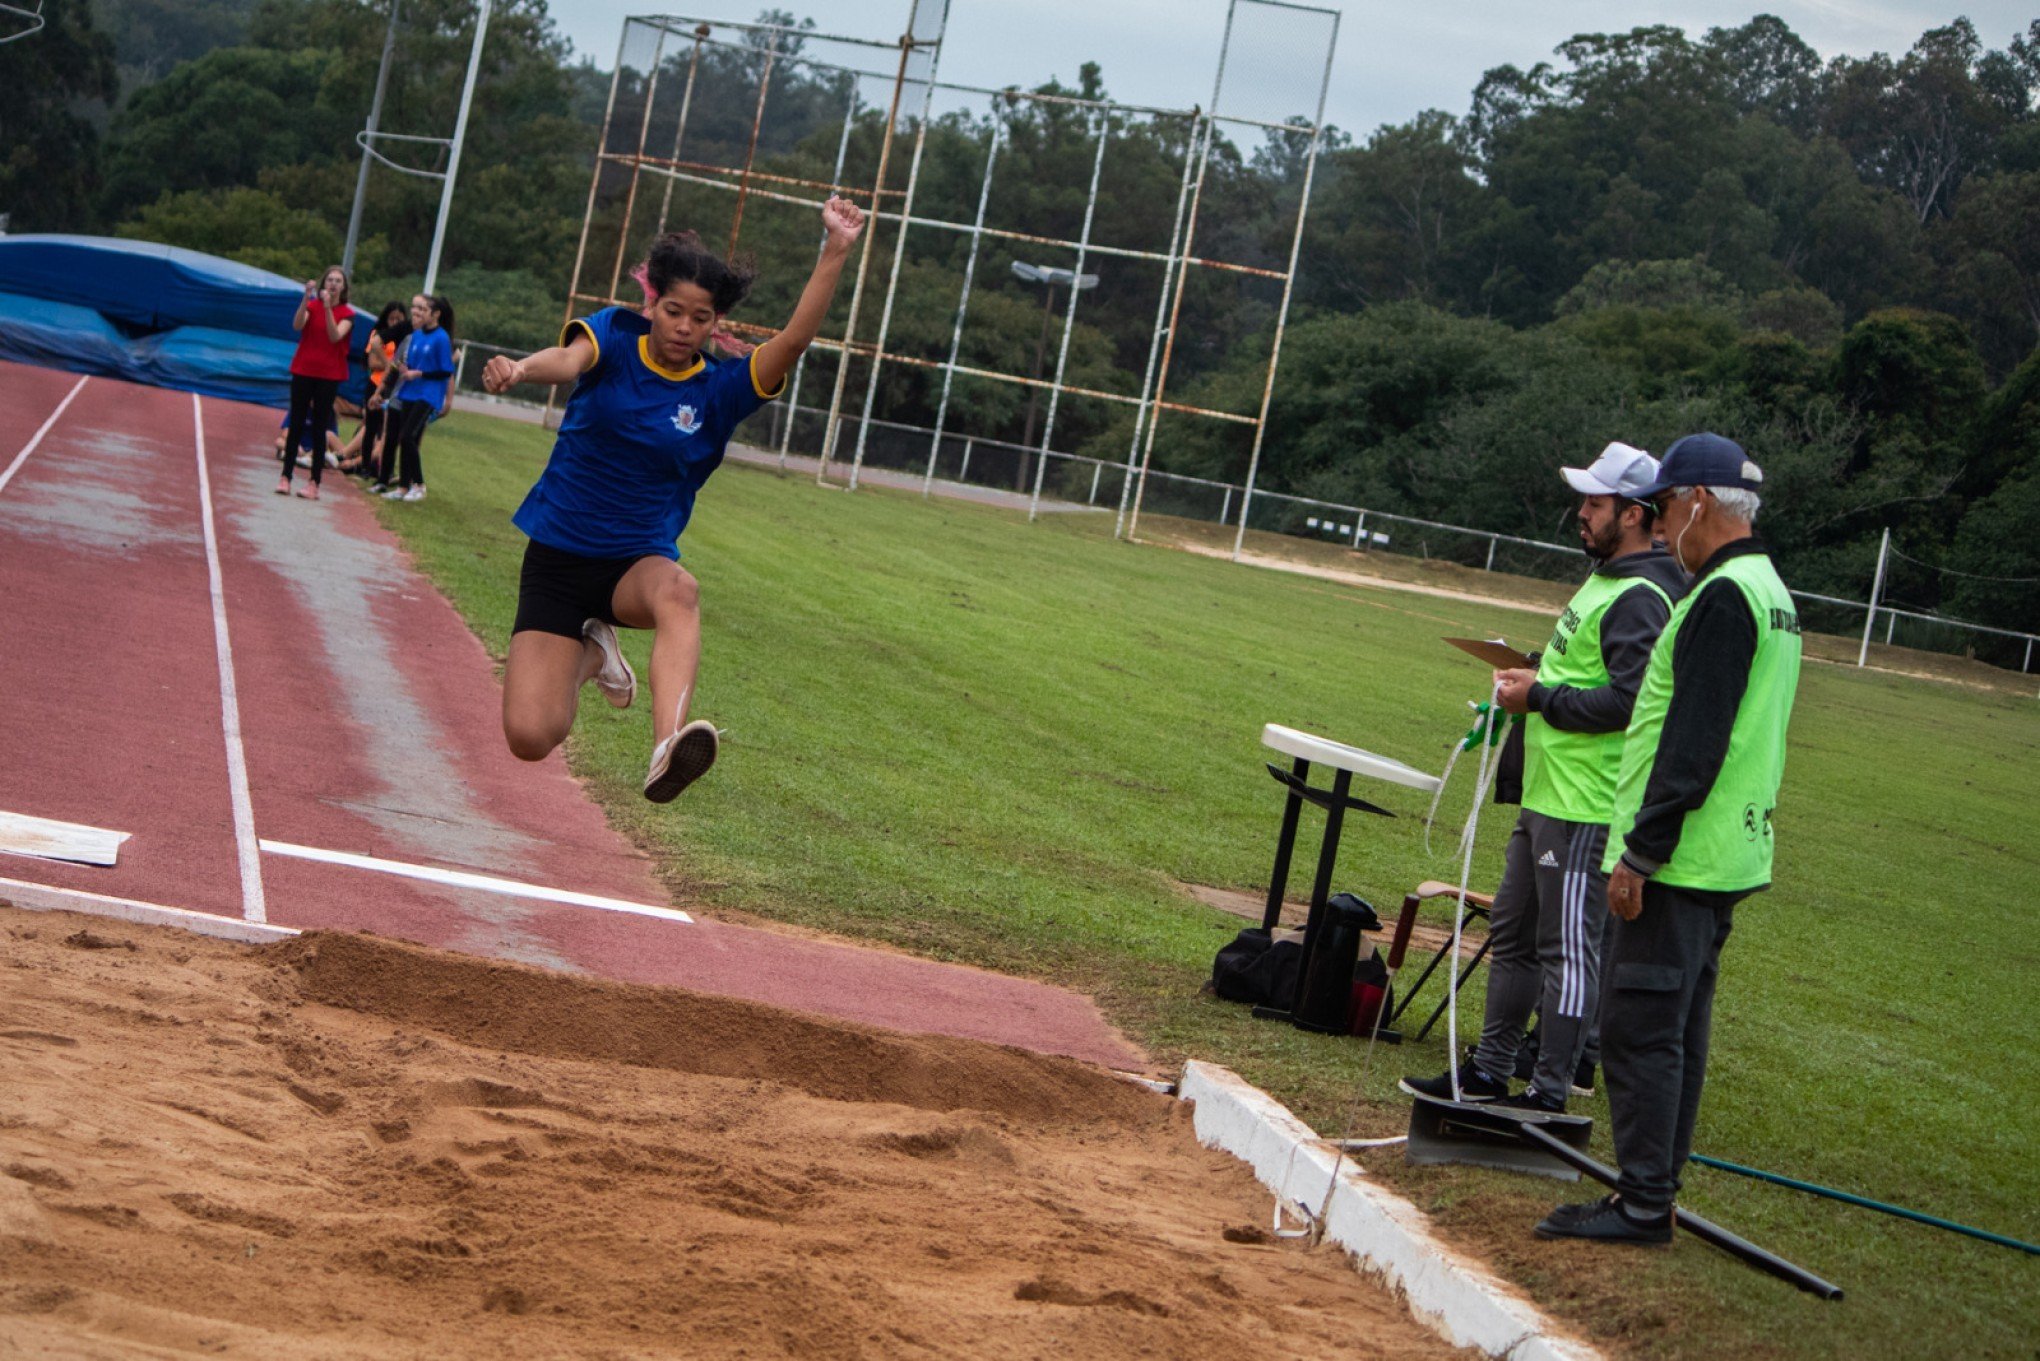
left=1492, top=1086, right=1568, bottom=1115
left=1399, top=1061, right=1510, bottom=1103
left=644, top=720, right=718, bottom=803
left=1535, top=1194, right=1672, bottom=1244
left=1572, top=1058, right=1597, bottom=1098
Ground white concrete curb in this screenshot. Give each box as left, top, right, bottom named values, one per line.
left=0, top=878, right=299, bottom=945
left=1179, top=1060, right=1602, bottom=1361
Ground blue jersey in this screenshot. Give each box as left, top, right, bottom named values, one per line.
left=392, top=327, right=454, bottom=414
left=513, top=308, right=780, bottom=561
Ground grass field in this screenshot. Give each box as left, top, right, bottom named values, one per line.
left=373, top=410, right=2039, bottom=1358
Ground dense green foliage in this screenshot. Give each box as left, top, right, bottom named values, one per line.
left=386, top=409, right=2040, bottom=1358
left=6, top=3, right=2039, bottom=638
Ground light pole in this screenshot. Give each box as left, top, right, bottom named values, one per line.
left=422, top=0, right=492, bottom=296
left=342, top=0, right=402, bottom=275
left=1010, top=260, right=1096, bottom=491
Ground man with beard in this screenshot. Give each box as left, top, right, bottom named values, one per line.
left=1539, top=434, right=1800, bottom=1245
left=1403, top=443, right=1685, bottom=1113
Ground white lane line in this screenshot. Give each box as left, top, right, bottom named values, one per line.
left=258, top=839, right=695, bottom=925
left=0, top=374, right=89, bottom=498
left=0, top=875, right=299, bottom=944
left=192, top=394, right=269, bottom=924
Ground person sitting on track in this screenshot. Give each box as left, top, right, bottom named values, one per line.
left=480, top=193, right=867, bottom=802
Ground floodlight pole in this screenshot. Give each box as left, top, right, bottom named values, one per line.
left=343, top=0, right=402, bottom=276
left=817, top=34, right=917, bottom=485
left=1028, top=115, right=1109, bottom=521
left=422, top=0, right=493, bottom=296
left=1230, top=7, right=1339, bottom=562
left=1114, top=113, right=1199, bottom=540
left=922, top=114, right=1002, bottom=494
left=1858, top=526, right=1890, bottom=667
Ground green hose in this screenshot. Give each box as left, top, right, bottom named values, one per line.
left=1691, top=1154, right=2039, bottom=1256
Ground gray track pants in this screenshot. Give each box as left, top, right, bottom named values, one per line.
left=1602, top=880, right=1745, bottom=1215
left=1471, top=808, right=1610, bottom=1103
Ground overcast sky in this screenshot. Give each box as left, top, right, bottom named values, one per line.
left=546, top=2, right=2037, bottom=137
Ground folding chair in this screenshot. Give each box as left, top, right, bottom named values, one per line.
left=1379, top=879, right=1496, bottom=1043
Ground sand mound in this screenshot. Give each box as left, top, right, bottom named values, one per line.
left=0, top=909, right=1454, bottom=1358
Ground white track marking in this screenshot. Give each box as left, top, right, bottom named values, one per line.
left=0, top=374, right=89, bottom=498
left=0, top=875, right=298, bottom=943
left=192, top=394, right=269, bottom=923
left=258, top=839, right=695, bottom=925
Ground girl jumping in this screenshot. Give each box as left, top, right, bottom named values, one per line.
left=481, top=194, right=865, bottom=802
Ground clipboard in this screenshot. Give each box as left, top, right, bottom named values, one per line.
left=1444, top=636, right=1536, bottom=670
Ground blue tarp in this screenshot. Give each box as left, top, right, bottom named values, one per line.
left=0, top=291, right=133, bottom=377
left=0, top=234, right=303, bottom=337
left=0, top=235, right=373, bottom=407
left=133, top=326, right=301, bottom=407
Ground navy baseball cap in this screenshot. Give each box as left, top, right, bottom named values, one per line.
left=1633, top=432, right=1764, bottom=498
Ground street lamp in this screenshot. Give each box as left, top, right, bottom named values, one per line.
left=1010, top=260, right=1097, bottom=490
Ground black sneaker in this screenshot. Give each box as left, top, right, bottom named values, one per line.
left=1572, top=1059, right=1596, bottom=1098
left=1399, top=1062, right=1509, bottom=1103
left=1493, top=1087, right=1567, bottom=1115
left=1535, top=1194, right=1672, bottom=1244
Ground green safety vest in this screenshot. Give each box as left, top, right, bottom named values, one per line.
left=1521, top=571, right=1673, bottom=824
left=1604, top=551, right=1802, bottom=891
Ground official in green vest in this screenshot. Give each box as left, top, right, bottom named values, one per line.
left=1402, top=442, right=1683, bottom=1112
left=1538, top=433, right=1803, bottom=1246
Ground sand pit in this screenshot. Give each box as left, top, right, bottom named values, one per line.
left=0, top=909, right=1458, bottom=1358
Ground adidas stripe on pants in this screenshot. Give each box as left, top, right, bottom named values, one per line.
left=1471, top=808, right=1611, bottom=1103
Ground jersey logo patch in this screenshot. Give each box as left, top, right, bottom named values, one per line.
left=672, top=403, right=702, bottom=434
left=1538, top=850, right=1560, bottom=867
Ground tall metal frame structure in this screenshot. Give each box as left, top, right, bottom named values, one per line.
left=566, top=0, right=1338, bottom=556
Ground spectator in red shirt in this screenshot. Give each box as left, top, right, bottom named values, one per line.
left=278, top=265, right=356, bottom=502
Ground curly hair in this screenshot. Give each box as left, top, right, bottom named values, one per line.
left=639, top=231, right=756, bottom=314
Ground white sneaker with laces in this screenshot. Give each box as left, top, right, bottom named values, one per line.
left=403, top=485, right=426, bottom=502
left=383, top=486, right=408, bottom=499
left=644, top=720, right=718, bottom=803
left=581, top=619, right=636, bottom=709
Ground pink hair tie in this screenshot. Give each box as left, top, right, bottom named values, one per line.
left=629, top=262, right=656, bottom=307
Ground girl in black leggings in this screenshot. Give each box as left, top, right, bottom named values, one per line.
left=278, top=266, right=356, bottom=501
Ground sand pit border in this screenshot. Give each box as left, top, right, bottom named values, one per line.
left=0, top=875, right=298, bottom=944
left=1179, top=1061, right=1601, bottom=1361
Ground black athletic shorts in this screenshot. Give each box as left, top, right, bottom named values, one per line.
left=512, top=539, right=641, bottom=639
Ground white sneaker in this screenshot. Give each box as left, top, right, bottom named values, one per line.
left=295, top=453, right=312, bottom=468
left=403, top=485, right=426, bottom=502
left=324, top=450, right=340, bottom=468
left=644, top=720, right=718, bottom=803
left=383, top=486, right=408, bottom=499
left=581, top=619, right=636, bottom=709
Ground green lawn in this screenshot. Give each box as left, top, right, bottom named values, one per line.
left=379, top=410, right=2039, bottom=1358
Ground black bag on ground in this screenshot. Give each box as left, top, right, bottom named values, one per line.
left=1209, top=927, right=1302, bottom=1010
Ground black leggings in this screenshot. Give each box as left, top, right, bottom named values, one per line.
left=283, top=374, right=339, bottom=485
left=390, top=401, right=432, bottom=489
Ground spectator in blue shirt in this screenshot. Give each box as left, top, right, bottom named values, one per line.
left=481, top=194, right=866, bottom=802
left=371, top=293, right=455, bottom=502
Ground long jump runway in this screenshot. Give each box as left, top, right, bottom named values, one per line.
left=0, top=361, right=1140, bottom=1069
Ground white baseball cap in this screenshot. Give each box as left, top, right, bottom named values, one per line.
left=1561, top=442, right=1659, bottom=498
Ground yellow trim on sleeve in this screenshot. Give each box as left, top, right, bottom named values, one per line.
left=749, top=347, right=787, bottom=400
left=637, top=335, right=705, bottom=382
left=561, top=317, right=599, bottom=365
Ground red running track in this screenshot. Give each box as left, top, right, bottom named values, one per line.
left=0, top=362, right=1142, bottom=1070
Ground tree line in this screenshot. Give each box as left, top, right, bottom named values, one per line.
left=4, top=2, right=2037, bottom=654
